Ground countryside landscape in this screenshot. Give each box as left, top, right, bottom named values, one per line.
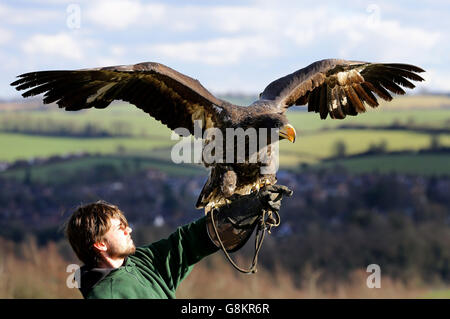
left=0, top=93, right=449, bottom=298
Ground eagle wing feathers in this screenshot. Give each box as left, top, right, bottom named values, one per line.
left=259, top=59, right=425, bottom=119
left=11, top=62, right=228, bottom=134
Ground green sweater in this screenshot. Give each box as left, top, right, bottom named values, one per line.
left=79, top=216, right=218, bottom=299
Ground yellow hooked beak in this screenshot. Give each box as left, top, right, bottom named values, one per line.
left=279, top=124, right=297, bottom=143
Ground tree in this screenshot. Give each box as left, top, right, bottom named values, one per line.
left=429, top=134, right=441, bottom=150
left=333, top=140, right=347, bottom=158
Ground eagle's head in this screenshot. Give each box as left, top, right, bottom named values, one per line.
left=246, top=113, right=296, bottom=143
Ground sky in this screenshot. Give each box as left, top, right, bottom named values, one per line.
left=0, top=0, right=449, bottom=99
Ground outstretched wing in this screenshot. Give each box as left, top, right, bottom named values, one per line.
left=11, top=62, right=227, bottom=134
left=259, top=59, right=425, bottom=119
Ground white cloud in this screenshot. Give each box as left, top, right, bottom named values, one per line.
left=22, top=32, right=85, bottom=60
left=86, top=0, right=165, bottom=30
left=92, top=45, right=127, bottom=67
left=81, top=1, right=443, bottom=67
left=279, top=7, right=441, bottom=64
left=110, top=45, right=126, bottom=57
left=83, top=2, right=288, bottom=34
left=86, top=0, right=140, bottom=30
left=422, top=69, right=450, bottom=92
left=368, top=20, right=440, bottom=60
left=206, top=6, right=279, bottom=33
left=147, top=36, right=279, bottom=65
left=0, top=3, right=60, bottom=25
left=282, top=7, right=329, bottom=46
left=0, top=0, right=448, bottom=97
left=0, top=28, right=12, bottom=45
left=85, top=2, right=279, bottom=33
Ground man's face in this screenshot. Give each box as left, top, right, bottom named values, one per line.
left=102, top=218, right=136, bottom=259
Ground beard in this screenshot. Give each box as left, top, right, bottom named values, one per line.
left=106, top=237, right=136, bottom=259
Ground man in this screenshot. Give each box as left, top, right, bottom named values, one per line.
left=65, top=185, right=292, bottom=299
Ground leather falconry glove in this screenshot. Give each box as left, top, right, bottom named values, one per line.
left=206, top=184, right=293, bottom=253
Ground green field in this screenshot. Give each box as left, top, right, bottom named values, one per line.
left=2, top=129, right=448, bottom=165
left=2, top=95, right=449, bottom=138
left=313, top=153, right=450, bottom=176
left=287, top=108, right=450, bottom=132
left=0, top=133, right=175, bottom=162
left=3, top=151, right=448, bottom=184
left=280, top=129, right=450, bottom=165
left=0, top=155, right=206, bottom=184
left=0, top=105, right=172, bottom=138
left=0, top=95, right=449, bottom=176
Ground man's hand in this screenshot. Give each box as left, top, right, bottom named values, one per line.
left=206, top=184, right=293, bottom=253
left=259, top=184, right=293, bottom=212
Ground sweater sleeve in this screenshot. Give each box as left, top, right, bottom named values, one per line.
left=137, top=216, right=219, bottom=292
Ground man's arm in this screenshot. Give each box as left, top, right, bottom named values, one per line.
left=136, top=216, right=218, bottom=292
left=136, top=184, right=293, bottom=292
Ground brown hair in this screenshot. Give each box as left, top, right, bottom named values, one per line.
left=65, top=200, right=128, bottom=267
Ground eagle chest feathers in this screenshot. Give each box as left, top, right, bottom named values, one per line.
left=196, top=163, right=277, bottom=213
left=196, top=130, right=279, bottom=213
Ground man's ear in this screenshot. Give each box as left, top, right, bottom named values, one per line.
left=93, top=241, right=107, bottom=252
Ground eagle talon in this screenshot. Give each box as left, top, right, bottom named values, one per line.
left=251, top=183, right=260, bottom=193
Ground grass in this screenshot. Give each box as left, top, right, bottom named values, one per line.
left=0, top=154, right=206, bottom=184
left=1, top=103, right=173, bottom=138
left=370, top=95, right=450, bottom=110
left=0, top=133, right=175, bottom=162
left=314, top=153, right=450, bottom=176
left=0, top=96, right=448, bottom=177
left=3, top=151, right=449, bottom=185
left=0, top=236, right=441, bottom=299
left=279, top=129, right=450, bottom=167
left=286, top=108, right=450, bottom=132
left=1, top=128, right=449, bottom=164
left=0, top=237, right=81, bottom=298
left=1, top=128, right=450, bottom=180
left=2, top=96, right=449, bottom=140
left=178, top=254, right=436, bottom=298
left=422, top=288, right=450, bottom=299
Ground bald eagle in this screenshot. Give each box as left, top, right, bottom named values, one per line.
left=11, top=59, right=425, bottom=212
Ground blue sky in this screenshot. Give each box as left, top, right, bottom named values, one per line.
left=1, top=0, right=449, bottom=99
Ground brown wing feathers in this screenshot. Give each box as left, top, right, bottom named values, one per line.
left=12, top=70, right=119, bottom=109
left=300, top=62, right=425, bottom=119
left=11, top=63, right=226, bottom=134
left=12, top=60, right=425, bottom=129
